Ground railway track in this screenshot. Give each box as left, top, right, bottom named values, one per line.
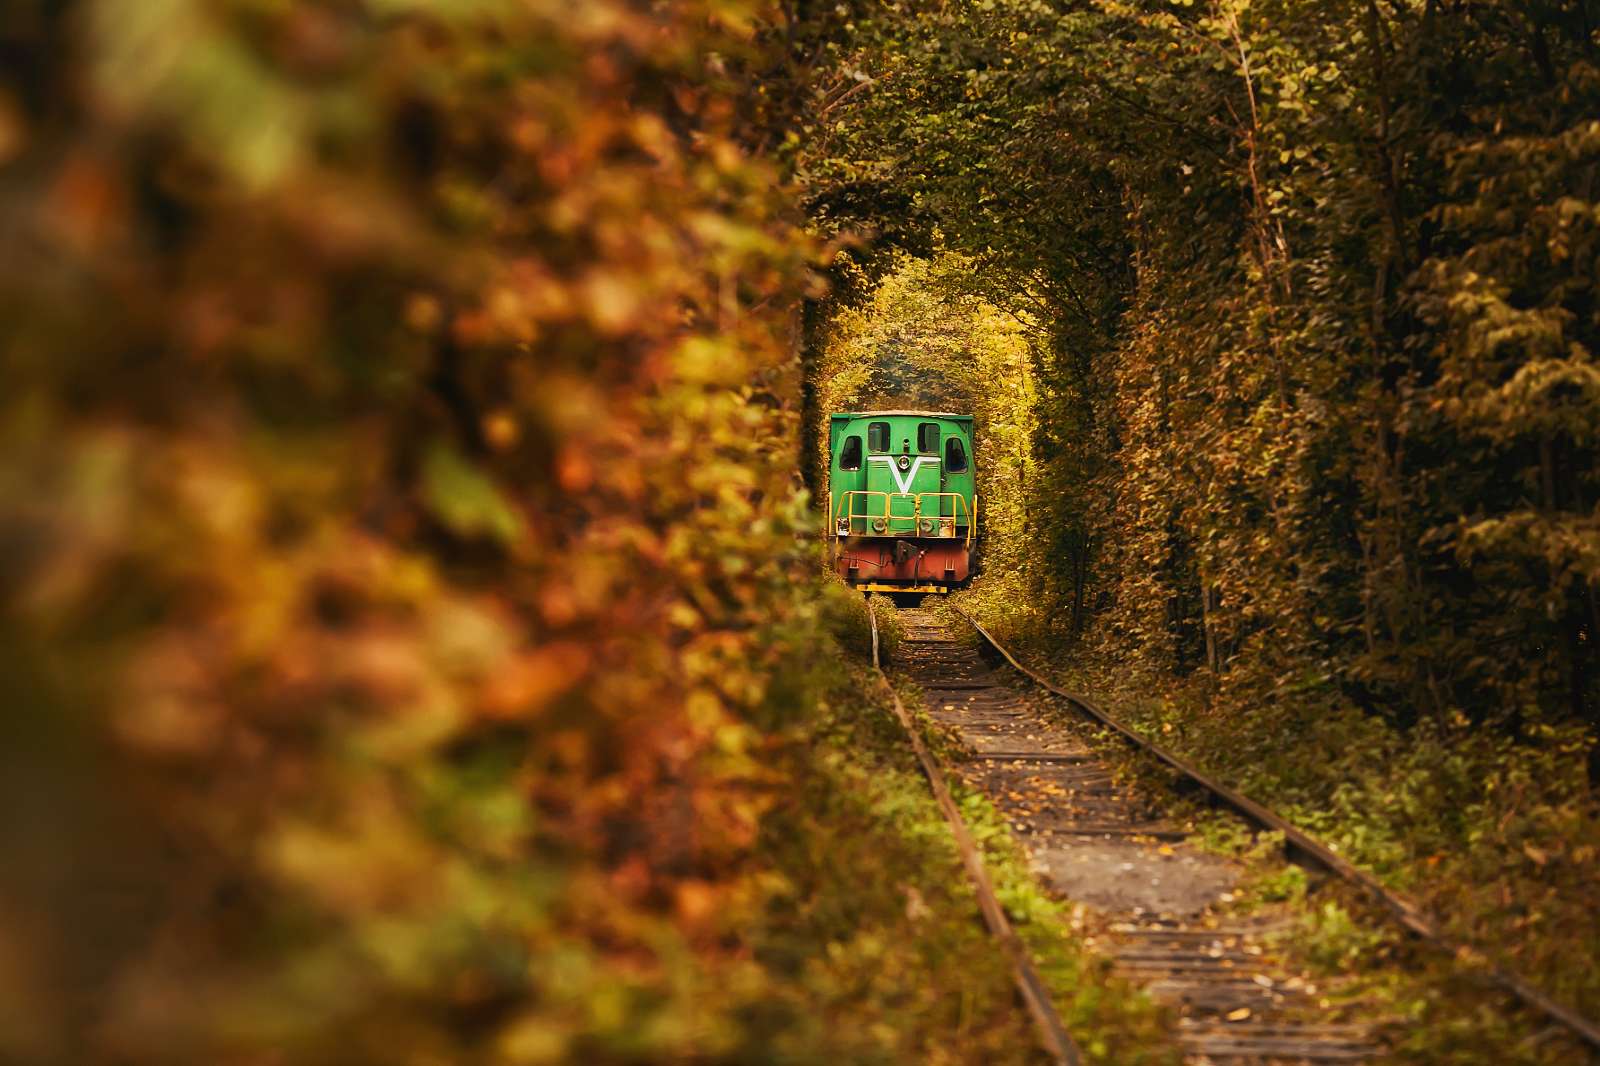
left=950, top=606, right=1600, bottom=1061
left=884, top=605, right=1380, bottom=1064
left=868, top=596, right=1600, bottom=1062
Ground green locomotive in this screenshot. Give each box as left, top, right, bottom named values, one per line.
left=826, top=410, right=978, bottom=593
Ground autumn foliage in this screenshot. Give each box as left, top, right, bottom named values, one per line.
left=10, top=0, right=1600, bottom=1060
left=1, top=2, right=824, bottom=1061
left=796, top=0, right=1600, bottom=1042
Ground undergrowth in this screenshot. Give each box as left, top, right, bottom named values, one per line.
left=956, top=585, right=1599, bottom=1064
left=757, top=586, right=1176, bottom=1064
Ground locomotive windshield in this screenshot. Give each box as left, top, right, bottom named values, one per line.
left=867, top=421, right=890, bottom=451
left=945, top=437, right=968, bottom=472
left=917, top=422, right=940, bottom=453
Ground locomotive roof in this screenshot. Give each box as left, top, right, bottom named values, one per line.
left=834, top=409, right=972, bottom=419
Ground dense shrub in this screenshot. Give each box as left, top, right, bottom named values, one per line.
left=794, top=0, right=1600, bottom=1033
left=0, top=2, right=820, bottom=1061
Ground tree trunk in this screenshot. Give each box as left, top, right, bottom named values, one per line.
left=796, top=295, right=825, bottom=498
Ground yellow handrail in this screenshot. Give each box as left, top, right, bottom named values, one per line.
left=832, top=489, right=978, bottom=542
left=913, top=492, right=971, bottom=522
left=915, top=493, right=974, bottom=545
left=836, top=489, right=890, bottom=522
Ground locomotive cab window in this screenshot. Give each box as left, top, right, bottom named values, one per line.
left=944, top=437, right=968, bottom=472
left=917, top=423, right=940, bottom=453
left=838, top=435, right=862, bottom=471
left=867, top=421, right=890, bottom=452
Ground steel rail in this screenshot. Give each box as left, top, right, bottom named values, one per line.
left=867, top=602, right=1082, bottom=1066
left=954, top=606, right=1600, bottom=1056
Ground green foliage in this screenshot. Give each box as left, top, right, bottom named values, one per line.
left=10, top=0, right=1600, bottom=1058
left=1301, top=901, right=1389, bottom=976
left=817, top=584, right=902, bottom=664
left=1251, top=862, right=1309, bottom=906
left=732, top=624, right=1061, bottom=1064
left=870, top=592, right=906, bottom=664
left=814, top=253, right=1041, bottom=588
left=795, top=0, right=1600, bottom=1050
left=802, top=0, right=1600, bottom=729
left=0, top=2, right=979, bottom=1063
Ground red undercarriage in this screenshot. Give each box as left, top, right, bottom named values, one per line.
left=833, top=536, right=972, bottom=587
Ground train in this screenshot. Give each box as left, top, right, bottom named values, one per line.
left=826, top=410, right=978, bottom=593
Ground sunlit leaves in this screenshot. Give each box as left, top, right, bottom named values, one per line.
left=0, top=0, right=831, bottom=1061
left=798, top=0, right=1600, bottom=1039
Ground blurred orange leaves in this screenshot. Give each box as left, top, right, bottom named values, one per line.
left=1, top=0, right=816, bottom=1060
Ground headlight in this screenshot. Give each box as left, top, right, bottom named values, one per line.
left=872, top=518, right=887, bottom=533
left=920, top=518, right=936, bottom=534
